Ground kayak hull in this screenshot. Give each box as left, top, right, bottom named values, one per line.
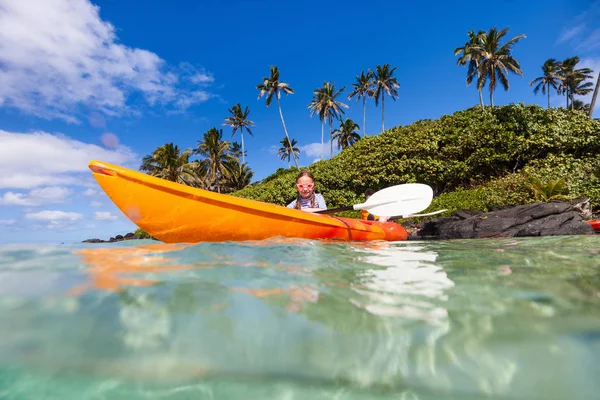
left=587, top=220, right=600, bottom=232
left=88, top=160, right=409, bottom=243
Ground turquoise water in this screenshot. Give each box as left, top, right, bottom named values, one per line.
left=0, top=235, right=599, bottom=399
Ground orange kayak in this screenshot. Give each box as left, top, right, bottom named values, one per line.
left=88, top=160, right=408, bottom=243
left=587, top=220, right=600, bottom=232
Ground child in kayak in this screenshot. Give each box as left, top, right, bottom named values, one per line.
left=287, top=170, right=327, bottom=212
left=360, top=188, right=389, bottom=221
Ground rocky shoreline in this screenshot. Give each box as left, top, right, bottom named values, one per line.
left=82, top=200, right=598, bottom=243
left=408, top=199, right=598, bottom=240
left=82, top=232, right=156, bottom=243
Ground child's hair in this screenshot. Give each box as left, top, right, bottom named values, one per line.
left=295, top=170, right=316, bottom=210
left=364, top=188, right=376, bottom=198
left=296, top=169, right=315, bottom=182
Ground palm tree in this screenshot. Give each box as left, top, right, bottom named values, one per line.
left=572, top=99, right=591, bottom=114
left=332, top=118, right=361, bottom=151
left=193, top=128, right=232, bottom=193
left=221, top=160, right=254, bottom=193
left=277, top=137, right=300, bottom=168
left=454, top=29, right=486, bottom=108
left=590, top=71, right=600, bottom=118
left=558, top=57, right=594, bottom=109
left=370, top=64, right=400, bottom=133
left=474, top=27, right=526, bottom=107
left=140, top=143, right=204, bottom=187
left=308, top=82, right=348, bottom=159
left=529, top=59, right=562, bottom=109
left=256, top=66, right=298, bottom=168
left=228, top=141, right=246, bottom=161
left=347, top=70, right=375, bottom=136
left=307, top=87, right=327, bottom=160
left=223, top=103, right=254, bottom=165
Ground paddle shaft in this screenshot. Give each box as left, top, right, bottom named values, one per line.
left=315, top=197, right=422, bottom=215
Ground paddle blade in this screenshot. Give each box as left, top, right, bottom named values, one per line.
left=356, top=183, right=433, bottom=217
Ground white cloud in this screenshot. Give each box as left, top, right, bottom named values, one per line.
left=576, top=28, right=600, bottom=52
left=25, top=210, right=83, bottom=229
left=26, top=210, right=83, bottom=222
left=190, top=73, right=215, bottom=84
left=556, top=24, right=586, bottom=44
left=0, top=186, right=72, bottom=206
left=556, top=2, right=600, bottom=52
left=0, top=130, right=138, bottom=189
left=90, top=201, right=102, bottom=207
left=0, top=219, right=16, bottom=226
left=83, top=188, right=97, bottom=196
left=94, top=211, right=117, bottom=221
left=173, top=90, right=215, bottom=113
left=300, top=142, right=332, bottom=159
left=0, top=0, right=216, bottom=123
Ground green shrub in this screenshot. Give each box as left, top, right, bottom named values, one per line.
left=134, top=228, right=153, bottom=239
left=232, top=104, right=600, bottom=215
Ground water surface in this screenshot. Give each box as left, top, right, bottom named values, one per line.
left=1, top=235, right=599, bottom=399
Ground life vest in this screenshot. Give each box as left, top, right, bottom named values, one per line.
left=360, top=209, right=380, bottom=221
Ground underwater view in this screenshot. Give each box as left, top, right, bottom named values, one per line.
left=1, top=235, right=599, bottom=399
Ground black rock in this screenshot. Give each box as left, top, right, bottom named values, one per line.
left=82, top=232, right=146, bottom=243
left=82, top=238, right=103, bottom=243
left=417, top=201, right=595, bottom=240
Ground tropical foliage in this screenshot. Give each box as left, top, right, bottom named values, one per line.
left=140, top=143, right=204, bottom=187
left=277, top=137, right=300, bottom=168
left=347, top=70, right=375, bottom=136
left=370, top=64, right=401, bottom=133
left=233, top=104, right=600, bottom=218
left=139, top=128, right=252, bottom=195
left=256, top=66, right=298, bottom=168
left=455, top=27, right=526, bottom=107
left=137, top=27, right=598, bottom=211
left=307, top=81, right=348, bottom=159
left=332, top=118, right=361, bottom=150
left=223, top=103, right=254, bottom=165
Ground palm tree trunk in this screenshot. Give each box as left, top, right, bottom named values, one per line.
left=589, top=71, right=600, bottom=118
left=490, top=91, right=494, bottom=107
left=329, top=117, right=333, bottom=158
left=475, top=63, right=484, bottom=109
left=547, top=82, right=550, bottom=109
left=321, top=120, right=324, bottom=160
left=478, top=88, right=484, bottom=109
left=276, top=97, right=299, bottom=168
left=241, top=132, right=245, bottom=165
left=381, top=93, right=385, bottom=133
left=362, top=96, right=367, bottom=137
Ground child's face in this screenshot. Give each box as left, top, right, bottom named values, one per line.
left=296, top=176, right=314, bottom=199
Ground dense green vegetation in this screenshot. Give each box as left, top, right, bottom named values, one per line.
left=232, top=104, right=600, bottom=218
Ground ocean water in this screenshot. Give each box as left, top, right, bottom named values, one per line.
left=0, top=235, right=599, bottom=400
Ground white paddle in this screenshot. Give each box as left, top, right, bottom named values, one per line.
left=315, top=183, right=434, bottom=217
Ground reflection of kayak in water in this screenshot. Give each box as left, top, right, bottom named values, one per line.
left=88, top=160, right=408, bottom=243
left=70, top=244, right=193, bottom=296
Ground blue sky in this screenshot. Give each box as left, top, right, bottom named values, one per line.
left=1, top=0, right=599, bottom=243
